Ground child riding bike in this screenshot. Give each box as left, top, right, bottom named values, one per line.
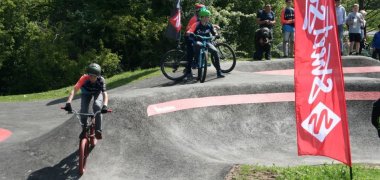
left=186, top=8, right=224, bottom=78
left=63, top=63, right=109, bottom=139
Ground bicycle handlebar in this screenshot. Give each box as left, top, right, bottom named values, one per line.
left=60, top=107, right=112, bottom=116
left=194, top=35, right=214, bottom=41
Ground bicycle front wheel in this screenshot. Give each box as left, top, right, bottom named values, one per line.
left=160, top=49, right=188, bottom=81
left=79, top=138, right=89, bottom=175
left=212, top=43, right=236, bottom=73
left=198, top=53, right=207, bottom=83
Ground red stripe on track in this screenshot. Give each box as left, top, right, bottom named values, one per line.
left=255, top=66, right=380, bottom=76
left=147, top=92, right=380, bottom=116
left=0, top=128, right=12, bottom=142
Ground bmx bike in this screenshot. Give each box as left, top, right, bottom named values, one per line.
left=61, top=108, right=112, bottom=175
left=160, top=30, right=236, bottom=81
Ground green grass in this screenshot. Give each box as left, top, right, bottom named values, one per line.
left=230, top=164, right=380, bottom=180
left=0, top=68, right=160, bottom=102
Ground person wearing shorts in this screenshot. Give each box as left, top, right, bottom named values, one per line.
left=346, top=4, right=364, bottom=55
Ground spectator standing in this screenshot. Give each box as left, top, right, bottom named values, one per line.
left=281, top=0, right=295, bottom=58
left=371, top=24, right=380, bottom=60
left=335, top=0, right=346, bottom=55
left=346, top=4, right=364, bottom=55
left=255, top=4, right=276, bottom=60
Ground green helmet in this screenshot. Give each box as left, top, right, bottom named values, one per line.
left=199, top=8, right=211, bottom=17
left=87, top=63, right=101, bottom=76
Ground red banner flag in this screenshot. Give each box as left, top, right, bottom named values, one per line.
left=165, top=0, right=182, bottom=40
left=294, top=0, right=352, bottom=166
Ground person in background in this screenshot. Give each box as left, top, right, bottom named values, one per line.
left=281, top=0, right=295, bottom=58
left=346, top=4, right=364, bottom=55
left=343, top=36, right=350, bottom=56
left=253, top=27, right=272, bottom=60
left=359, top=9, right=367, bottom=55
left=255, top=4, right=275, bottom=60
left=371, top=98, right=380, bottom=137
left=184, top=3, right=206, bottom=80
left=335, top=0, right=346, bottom=55
left=371, top=24, right=380, bottom=60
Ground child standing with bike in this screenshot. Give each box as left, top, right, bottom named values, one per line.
left=186, top=8, right=224, bottom=78
left=63, top=63, right=109, bottom=139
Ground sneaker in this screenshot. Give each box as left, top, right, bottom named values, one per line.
left=217, top=71, right=225, bottom=78
left=95, top=130, right=102, bottom=139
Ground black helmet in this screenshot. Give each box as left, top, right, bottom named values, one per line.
left=87, top=63, right=101, bottom=76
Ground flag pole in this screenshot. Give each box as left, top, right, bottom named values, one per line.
left=349, top=166, right=353, bottom=180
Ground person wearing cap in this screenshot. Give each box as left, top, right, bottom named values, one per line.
left=335, top=0, right=346, bottom=55
left=187, top=8, right=224, bottom=78
left=184, top=3, right=206, bottom=80
left=371, top=24, right=380, bottom=60
left=281, top=0, right=295, bottom=58
left=63, top=63, right=109, bottom=140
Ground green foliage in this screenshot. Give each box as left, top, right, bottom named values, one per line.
left=233, top=164, right=380, bottom=180
left=2, top=0, right=371, bottom=95
left=0, top=67, right=160, bottom=102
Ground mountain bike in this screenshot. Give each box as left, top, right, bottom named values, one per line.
left=189, top=35, right=212, bottom=83
left=61, top=108, right=112, bottom=175
left=160, top=30, right=236, bottom=81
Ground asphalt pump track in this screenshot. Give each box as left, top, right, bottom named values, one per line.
left=0, top=56, right=379, bottom=180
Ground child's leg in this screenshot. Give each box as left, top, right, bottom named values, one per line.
left=80, top=94, right=92, bottom=127
left=93, top=93, right=103, bottom=131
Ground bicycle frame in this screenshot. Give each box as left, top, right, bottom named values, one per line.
left=195, top=35, right=214, bottom=69
left=61, top=107, right=111, bottom=175
left=70, top=110, right=102, bottom=128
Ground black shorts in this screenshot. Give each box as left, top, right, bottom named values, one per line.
left=349, top=33, right=361, bottom=42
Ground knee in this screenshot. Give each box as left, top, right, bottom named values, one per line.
left=93, top=103, right=101, bottom=111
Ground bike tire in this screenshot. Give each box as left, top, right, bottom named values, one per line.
left=199, top=53, right=207, bottom=83
left=90, top=127, right=97, bottom=147
left=79, top=138, right=89, bottom=175
left=160, top=49, right=188, bottom=81
left=211, top=43, right=236, bottom=73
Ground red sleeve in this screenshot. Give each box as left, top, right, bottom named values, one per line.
left=281, top=8, right=287, bottom=25
left=74, top=75, right=90, bottom=91
left=187, top=22, right=199, bottom=34
left=186, top=16, right=197, bottom=31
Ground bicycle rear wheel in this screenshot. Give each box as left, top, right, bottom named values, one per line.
left=211, top=43, right=236, bottom=73
left=198, top=53, right=207, bottom=83
left=79, top=138, right=89, bottom=175
left=160, top=49, right=188, bottom=81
